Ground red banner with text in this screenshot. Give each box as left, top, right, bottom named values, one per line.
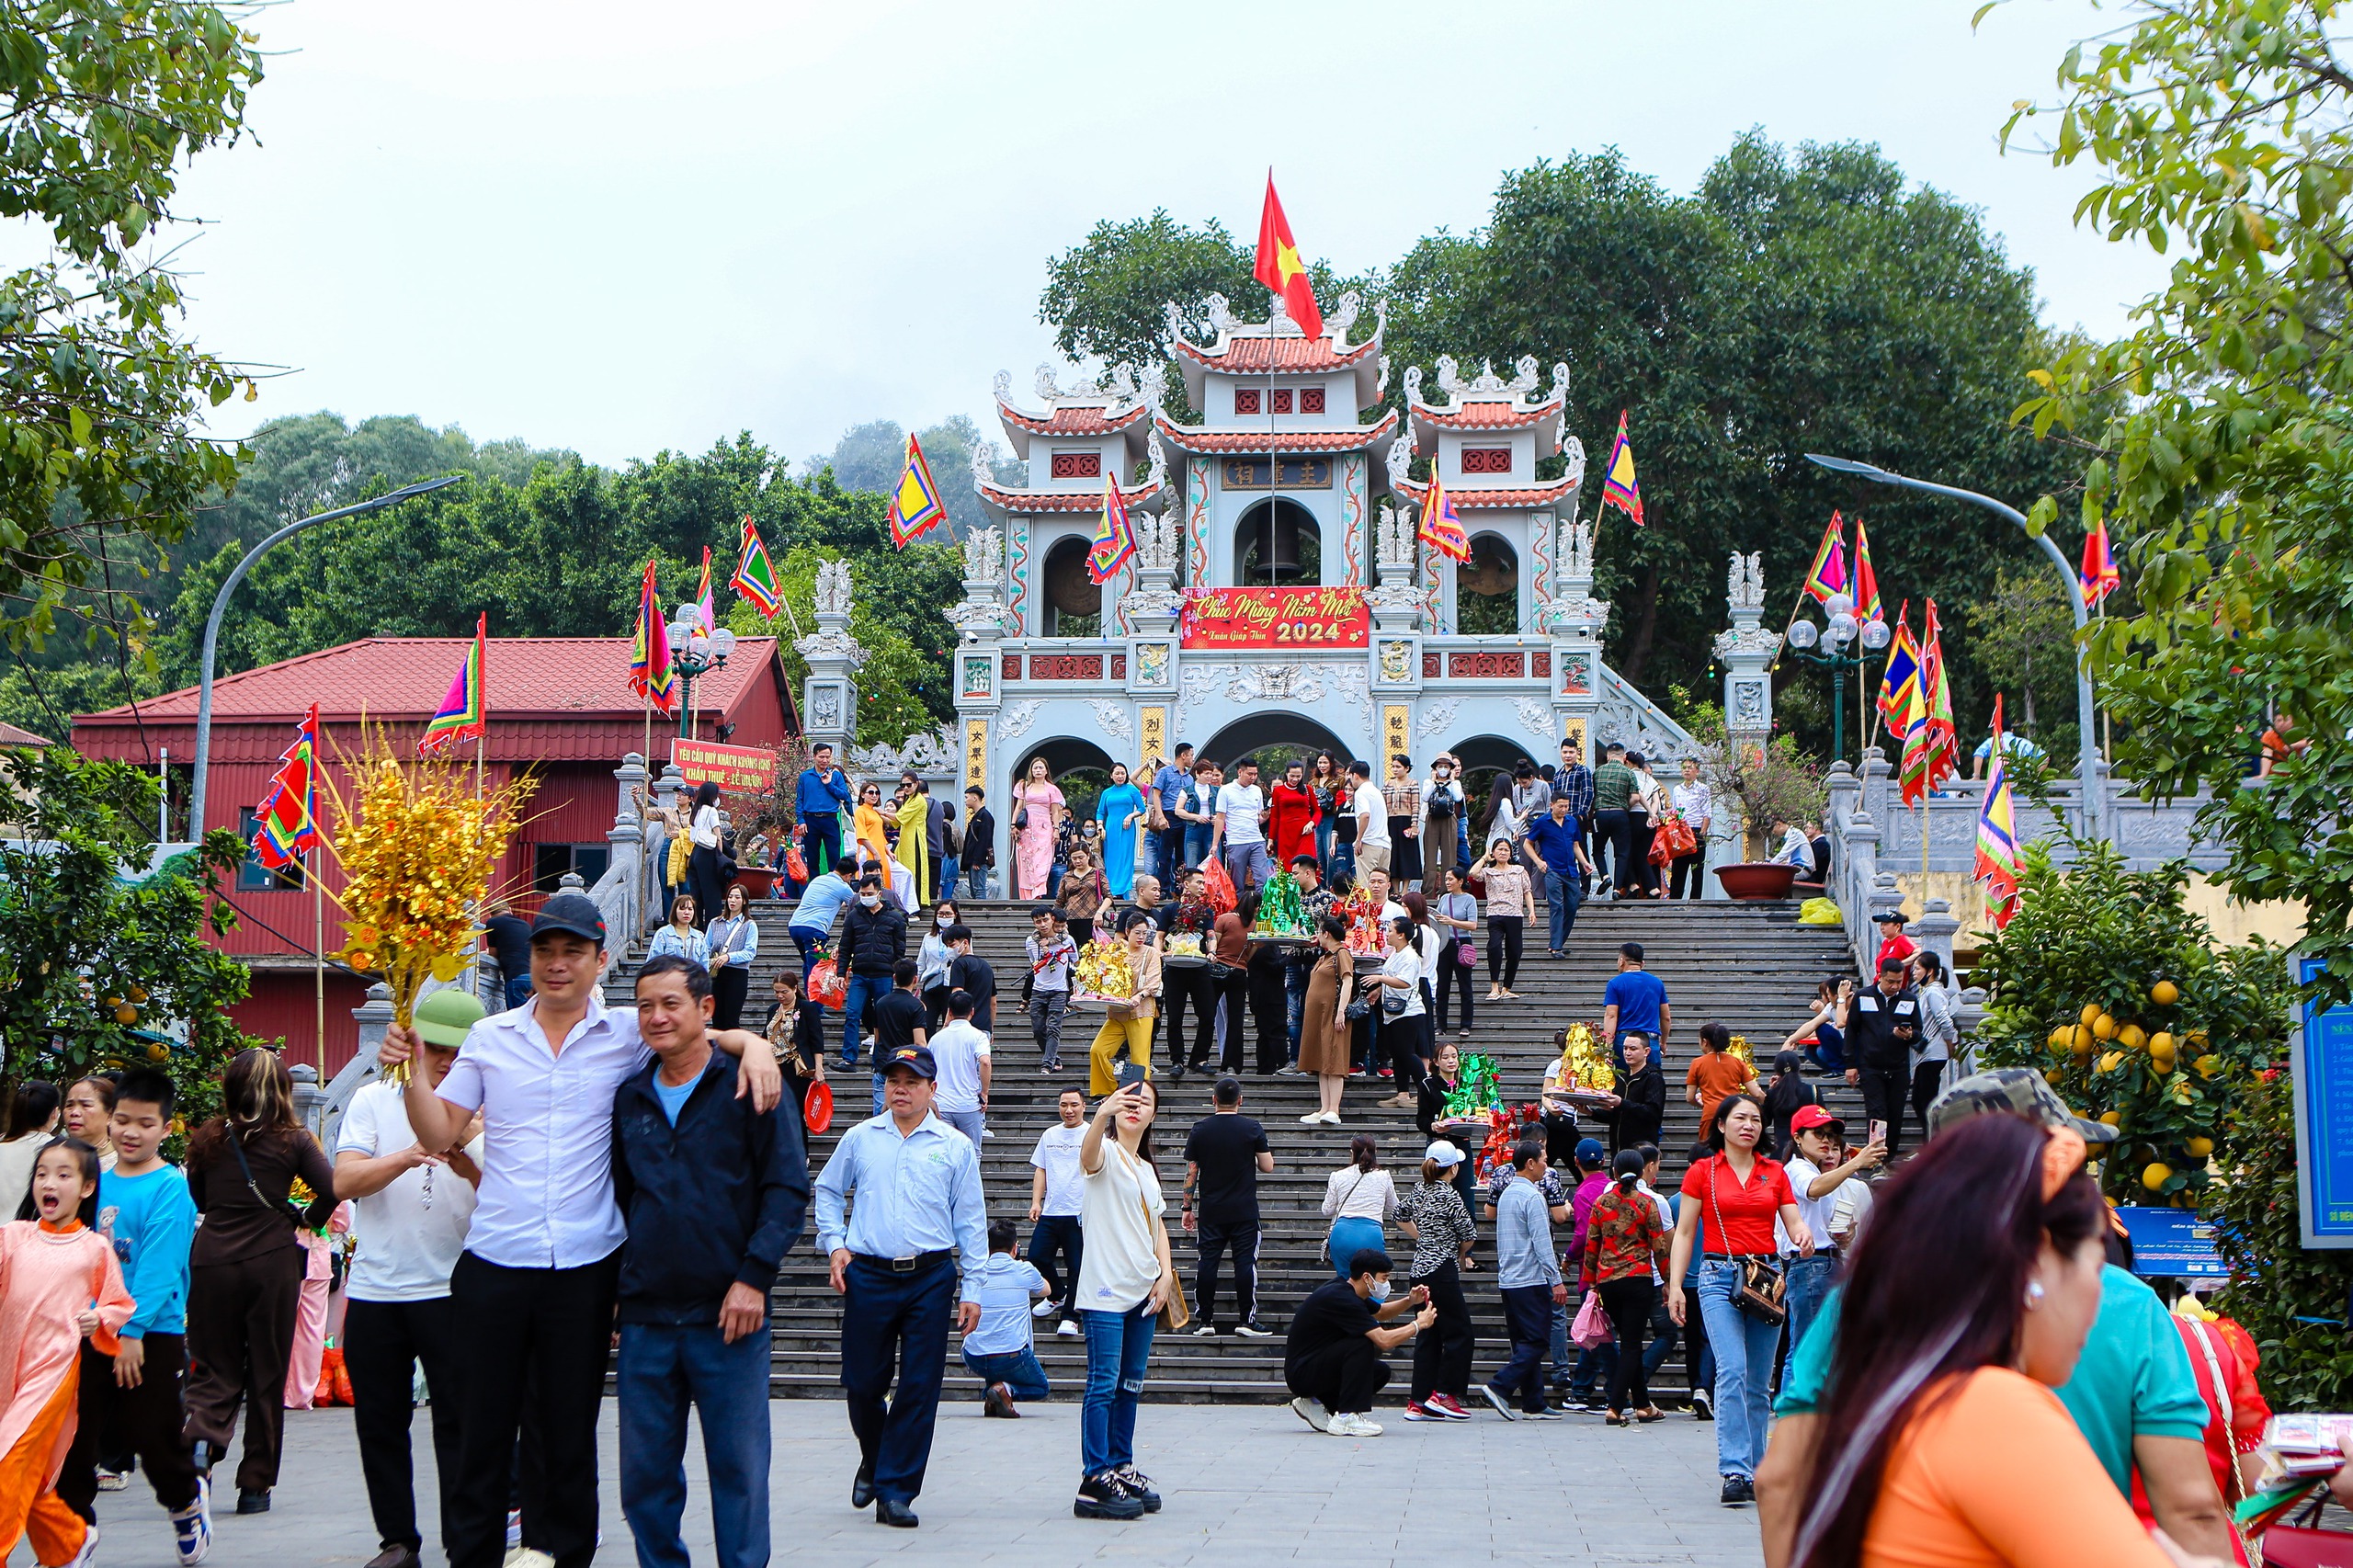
left=1178, top=586, right=1370, bottom=650
left=670, top=739, right=778, bottom=793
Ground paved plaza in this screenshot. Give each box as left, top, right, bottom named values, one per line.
left=46, top=1399, right=1767, bottom=1568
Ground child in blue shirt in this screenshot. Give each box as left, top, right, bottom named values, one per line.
left=60, top=1068, right=208, bottom=1563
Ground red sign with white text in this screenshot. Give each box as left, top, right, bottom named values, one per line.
left=670, top=739, right=778, bottom=793
left=1179, top=587, right=1370, bottom=650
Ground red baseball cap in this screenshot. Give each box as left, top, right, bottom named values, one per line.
left=1790, top=1104, right=1846, bottom=1134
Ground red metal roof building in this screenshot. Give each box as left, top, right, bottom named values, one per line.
left=71, top=635, right=791, bottom=1074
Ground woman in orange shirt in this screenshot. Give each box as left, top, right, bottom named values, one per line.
left=1684, top=1020, right=1758, bottom=1137
left=1784, top=1114, right=2232, bottom=1568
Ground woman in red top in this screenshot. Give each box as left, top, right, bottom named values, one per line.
left=1667, top=1092, right=1810, bottom=1503
left=1582, top=1148, right=1670, bottom=1426
left=2129, top=1299, right=2269, bottom=1565
left=1267, top=760, right=1320, bottom=869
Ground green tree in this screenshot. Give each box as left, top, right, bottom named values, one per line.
left=808, top=414, right=1021, bottom=540
left=2001, top=0, right=2353, bottom=1001
left=0, top=2, right=263, bottom=650
left=1961, top=561, right=2081, bottom=753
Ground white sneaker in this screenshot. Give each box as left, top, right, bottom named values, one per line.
left=170, top=1479, right=211, bottom=1565
left=1032, top=1299, right=1062, bottom=1318
left=1299, top=1111, right=1326, bottom=1124
left=1056, top=1319, right=1080, bottom=1337
left=1320, top=1110, right=1344, bottom=1126
left=61, top=1524, right=98, bottom=1568
left=1330, top=1413, right=1384, bottom=1437
left=1290, top=1395, right=1331, bottom=1433
left=94, top=1468, right=127, bottom=1492
left=505, top=1553, right=556, bottom=1568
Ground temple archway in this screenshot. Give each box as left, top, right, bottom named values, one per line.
left=1449, top=732, right=1541, bottom=837
left=1232, top=499, right=1323, bottom=587
left=1008, top=735, right=1120, bottom=832
left=1457, top=533, right=1519, bottom=635
left=1040, top=537, right=1103, bottom=636
left=1196, top=711, right=1354, bottom=779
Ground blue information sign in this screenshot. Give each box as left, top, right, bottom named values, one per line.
left=2115, top=1207, right=2227, bottom=1278
left=2293, top=955, right=2353, bottom=1248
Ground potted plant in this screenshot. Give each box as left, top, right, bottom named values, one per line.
left=1677, top=695, right=1826, bottom=901
left=722, top=737, right=816, bottom=899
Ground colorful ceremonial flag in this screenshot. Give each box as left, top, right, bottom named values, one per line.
left=1923, top=598, right=1959, bottom=790
left=1877, top=601, right=1920, bottom=724
left=1599, top=411, right=1643, bottom=527
left=1802, top=512, right=1848, bottom=605
left=1418, top=476, right=1470, bottom=562
left=1253, top=172, right=1323, bottom=338
left=1899, top=674, right=1933, bottom=807
left=630, top=560, right=678, bottom=715
left=2080, top=518, right=2120, bottom=608
left=729, top=515, right=781, bottom=617
left=1974, top=694, right=2023, bottom=929
left=418, top=614, right=486, bottom=757
left=885, top=432, right=949, bottom=548
left=1087, top=475, right=1137, bottom=585
left=1851, top=513, right=1883, bottom=623
left=691, top=547, right=715, bottom=633
left=254, top=704, right=323, bottom=869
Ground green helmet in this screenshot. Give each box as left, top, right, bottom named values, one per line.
left=413, top=987, right=486, bottom=1050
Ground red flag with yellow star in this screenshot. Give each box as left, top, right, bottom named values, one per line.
left=1254, top=173, right=1322, bottom=338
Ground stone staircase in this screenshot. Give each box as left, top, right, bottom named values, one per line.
left=627, top=893, right=1860, bottom=1403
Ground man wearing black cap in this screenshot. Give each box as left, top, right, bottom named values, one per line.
left=813, top=1042, right=988, bottom=1529
left=377, top=892, right=784, bottom=1568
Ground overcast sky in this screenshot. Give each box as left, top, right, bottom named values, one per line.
left=142, top=0, right=2164, bottom=469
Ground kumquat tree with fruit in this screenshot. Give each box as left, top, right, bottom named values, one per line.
left=1972, top=838, right=2287, bottom=1210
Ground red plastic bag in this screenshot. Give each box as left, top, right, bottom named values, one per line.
left=1201, top=856, right=1239, bottom=914
left=808, top=958, right=847, bottom=1010
left=784, top=846, right=809, bottom=882
left=802, top=1080, right=835, bottom=1135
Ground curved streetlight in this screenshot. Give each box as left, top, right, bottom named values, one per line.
left=1803, top=454, right=2102, bottom=830
left=188, top=474, right=466, bottom=837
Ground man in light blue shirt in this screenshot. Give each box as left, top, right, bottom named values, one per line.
left=960, top=1218, right=1051, bottom=1418
left=1480, top=1141, right=1566, bottom=1421
left=1151, top=744, right=1193, bottom=883
left=813, top=1045, right=988, bottom=1529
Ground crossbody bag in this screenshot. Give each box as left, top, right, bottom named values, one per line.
left=1709, top=1155, right=1788, bottom=1326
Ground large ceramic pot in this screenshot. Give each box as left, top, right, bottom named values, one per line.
left=732, top=867, right=780, bottom=902
left=1712, top=861, right=1800, bottom=902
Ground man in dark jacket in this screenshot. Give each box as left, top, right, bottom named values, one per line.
left=614, top=954, right=809, bottom=1568
left=961, top=787, right=995, bottom=901
left=836, top=873, right=908, bottom=1073
left=1842, top=955, right=1922, bottom=1155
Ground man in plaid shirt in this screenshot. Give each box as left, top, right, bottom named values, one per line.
left=1550, top=738, right=1596, bottom=822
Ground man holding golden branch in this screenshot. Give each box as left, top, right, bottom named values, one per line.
left=376, top=892, right=782, bottom=1568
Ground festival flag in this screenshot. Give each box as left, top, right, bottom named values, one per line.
left=1253, top=172, right=1323, bottom=338
left=691, top=546, right=715, bottom=633
left=1851, top=513, right=1884, bottom=623
left=1417, top=475, right=1470, bottom=562
left=253, top=704, right=323, bottom=869
left=1599, top=411, right=1644, bottom=527
left=1923, top=598, right=1960, bottom=789
left=2080, top=518, right=2120, bottom=608
left=1974, top=694, right=2023, bottom=929
left=1802, top=512, right=1848, bottom=606
left=885, top=432, right=948, bottom=548
left=1087, top=474, right=1137, bottom=585
left=417, top=614, right=487, bottom=757
left=1899, top=674, right=1934, bottom=807
left=1877, top=601, right=1921, bottom=724
left=629, top=560, right=678, bottom=715
left=729, top=515, right=781, bottom=617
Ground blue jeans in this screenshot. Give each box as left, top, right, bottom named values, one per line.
left=841, top=1256, right=955, bottom=1506
left=1078, top=1305, right=1155, bottom=1478
left=840, top=972, right=884, bottom=1069
left=617, top=1323, right=770, bottom=1568
left=503, top=975, right=533, bottom=1011
left=1544, top=870, right=1582, bottom=951
left=964, top=862, right=988, bottom=900
left=1314, top=817, right=1335, bottom=876
left=939, top=856, right=959, bottom=900
left=1696, top=1259, right=1779, bottom=1480
left=1490, top=1284, right=1554, bottom=1412
left=961, top=1346, right=1050, bottom=1402
left=1282, top=960, right=1310, bottom=1062
left=1784, top=1253, right=1838, bottom=1364
left=1326, top=1217, right=1383, bottom=1279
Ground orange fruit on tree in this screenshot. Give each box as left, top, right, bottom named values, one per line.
left=2142, top=1162, right=2173, bottom=1191
left=2080, top=1003, right=2104, bottom=1028
left=2193, top=1054, right=2223, bottom=1079
left=2070, top=1026, right=2095, bottom=1055
left=2048, top=1027, right=2071, bottom=1051
left=2150, top=980, right=2179, bottom=1006
left=145, top=1042, right=168, bottom=1062
left=2119, top=1023, right=2148, bottom=1051
left=113, top=1004, right=137, bottom=1026
left=2149, top=1035, right=2177, bottom=1072
left=2099, top=1110, right=2122, bottom=1128
left=2185, top=1137, right=2214, bottom=1158
left=2043, top=1067, right=2067, bottom=1086
left=2097, top=1051, right=2126, bottom=1075
left=2092, top=1013, right=2119, bottom=1041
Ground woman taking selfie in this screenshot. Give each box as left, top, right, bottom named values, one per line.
left=1072, top=1078, right=1173, bottom=1522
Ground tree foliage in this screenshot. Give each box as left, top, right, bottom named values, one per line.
left=1961, top=561, right=2082, bottom=752
left=807, top=414, right=1021, bottom=540
left=2002, top=0, right=2353, bottom=1004
left=2206, top=1070, right=2353, bottom=1411
left=1039, top=138, right=2101, bottom=744
left=0, top=1, right=262, bottom=651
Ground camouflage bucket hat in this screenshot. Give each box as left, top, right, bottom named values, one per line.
left=1927, top=1066, right=2118, bottom=1144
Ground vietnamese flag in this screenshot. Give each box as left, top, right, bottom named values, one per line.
left=1254, top=173, right=1323, bottom=338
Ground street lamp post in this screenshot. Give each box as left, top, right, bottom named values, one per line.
left=188, top=475, right=465, bottom=838
left=667, top=611, right=735, bottom=738
left=1803, top=454, right=2104, bottom=832
left=1785, top=591, right=1893, bottom=762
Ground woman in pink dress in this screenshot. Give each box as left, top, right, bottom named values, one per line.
left=0, top=1140, right=133, bottom=1568
left=1014, top=758, right=1065, bottom=900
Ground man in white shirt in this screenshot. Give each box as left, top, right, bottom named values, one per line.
left=1348, top=759, right=1391, bottom=877
left=376, top=893, right=781, bottom=1568
left=1772, top=816, right=1815, bottom=876
left=1028, top=1089, right=1088, bottom=1336
left=1211, top=758, right=1270, bottom=892
left=336, top=986, right=487, bottom=1568
left=928, top=991, right=993, bottom=1147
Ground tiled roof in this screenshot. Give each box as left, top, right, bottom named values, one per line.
left=1153, top=408, right=1399, bottom=456
left=1172, top=333, right=1380, bottom=373
left=1391, top=473, right=1581, bottom=508
left=1416, top=401, right=1547, bottom=430
left=995, top=401, right=1149, bottom=437
left=78, top=636, right=782, bottom=724
left=0, top=722, right=51, bottom=747
left=975, top=480, right=1165, bottom=514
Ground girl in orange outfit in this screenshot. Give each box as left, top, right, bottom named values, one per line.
left=1785, top=1116, right=2233, bottom=1568
left=0, top=1139, right=135, bottom=1568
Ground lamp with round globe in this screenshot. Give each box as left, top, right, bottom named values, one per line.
left=669, top=612, right=735, bottom=738
left=1787, top=587, right=1881, bottom=762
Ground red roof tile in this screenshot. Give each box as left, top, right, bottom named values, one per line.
left=1154, top=408, right=1399, bottom=456
left=1172, top=333, right=1379, bottom=373
left=976, top=480, right=1165, bottom=514
left=0, top=722, right=51, bottom=747
left=1391, top=474, right=1581, bottom=509
left=1417, top=401, right=1548, bottom=430
left=995, top=401, right=1149, bottom=437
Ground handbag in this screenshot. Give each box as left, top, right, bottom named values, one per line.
left=1344, top=993, right=1372, bottom=1022
left=1571, top=1288, right=1615, bottom=1348
left=1135, top=1166, right=1190, bottom=1331
left=1709, top=1156, right=1788, bottom=1325
left=1381, top=989, right=1408, bottom=1016
left=807, top=958, right=847, bottom=1010
left=1456, top=937, right=1477, bottom=967
left=1013, top=804, right=1029, bottom=832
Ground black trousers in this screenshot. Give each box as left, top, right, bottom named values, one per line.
left=712, top=965, right=750, bottom=1031
left=61, top=1334, right=199, bottom=1522
left=840, top=1256, right=955, bottom=1506
left=1629, top=819, right=1658, bottom=893
left=1248, top=962, right=1288, bottom=1075
left=445, top=1248, right=621, bottom=1568
left=1197, top=969, right=1248, bottom=1072
left=688, top=845, right=726, bottom=930
left=1164, top=965, right=1216, bottom=1072
left=1593, top=810, right=1633, bottom=892
left=1287, top=1337, right=1390, bottom=1415
left=1409, top=1261, right=1475, bottom=1403
left=184, top=1245, right=304, bottom=1493
left=1668, top=852, right=1706, bottom=899
left=1435, top=940, right=1474, bottom=1032
left=1486, top=916, right=1525, bottom=989
left=1029, top=1214, right=1084, bottom=1308
left=1857, top=1064, right=1913, bottom=1157
left=1194, top=1220, right=1259, bottom=1326
left=1911, top=1059, right=1947, bottom=1139
left=345, top=1296, right=467, bottom=1555
left=1597, top=1276, right=1656, bottom=1413
left=1387, top=1010, right=1431, bottom=1092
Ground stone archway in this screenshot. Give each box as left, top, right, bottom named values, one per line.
left=1196, top=711, right=1356, bottom=777
left=1008, top=734, right=1121, bottom=825
left=1449, top=733, right=1541, bottom=838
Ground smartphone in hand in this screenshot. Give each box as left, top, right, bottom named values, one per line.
left=1116, top=1061, right=1149, bottom=1092
left=1869, top=1119, right=1888, bottom=1147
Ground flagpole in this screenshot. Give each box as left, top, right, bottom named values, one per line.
left=2097, top=596, right=2110, bottom=764
left=313, top=846, right=324, bottom=1072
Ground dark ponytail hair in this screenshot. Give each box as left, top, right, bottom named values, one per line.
left=1349, top=1134, right=1379, bottom=1173
left=1611, top=1148, right=1644, bottom=1192
left=1791, top=1115, right=2108, bottom=1568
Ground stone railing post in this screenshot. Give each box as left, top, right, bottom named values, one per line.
left=290, top=1062, right=324, bottom=1141
left=1839, top=807, right=1881, bottom=977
